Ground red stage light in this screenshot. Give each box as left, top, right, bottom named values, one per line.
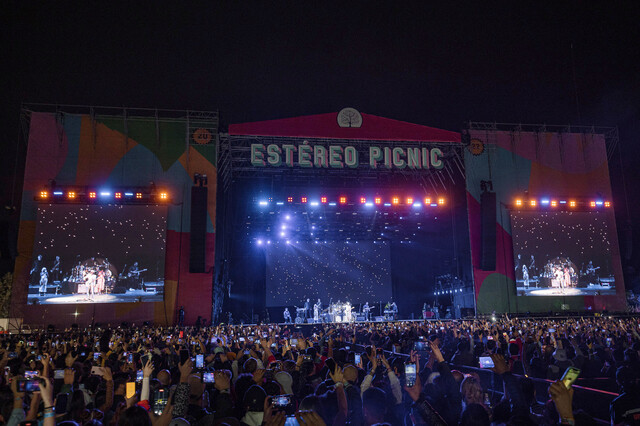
left=406, top=197, right=413, bottom=205
left=321, top=196, right=327, bottom=204
left=301, top=197, right=307, bottom=203
left=437, top=197, right=445, bottom=206
left=360, top=197, right=366, bottom=204
left=374, top=197, right=382, bottom=205
left=287, top=196, right=293, bottom=203
left=392, top=197, right=399, bottom=205
left=424, top=197, right=431, bottom=205
left=89, top=191, right=96, bottom=199
left=115, top=192, right=122, bottom=199
left=339, top=196, right=347, bottom=204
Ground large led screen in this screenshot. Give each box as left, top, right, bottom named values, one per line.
left=28, top=204, right=167, bottom=304
left=510, top=211, right=616, bottom=296
left=265, top=241, right=392, bottom=307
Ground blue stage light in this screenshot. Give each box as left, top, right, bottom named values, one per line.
left=412, top=202, right=422, bottom=208
left=124, top=192, right=134, bottom=197
left=430, top=203, right=438, bottom=207
left=281, top=225, right=286, bottom=230
left=559, top=200, right=567, bottom=204
left=384, top=203, right=391, bottom=207
left=276, top=201, right=284, bottom=205
left=280, top=231, right=285, bottom=237
left=285, top=215, right=291, bottom=220
left=328, top=202, right=337, bottom=206
left=100, top=191, right=111, bottom=197
left=540, top=199, right=550, bottom=205
left=596, top=200, right=604, bottom=206
left=310, top=201, right=319, bottom=206
left=259, top=200, right=268, bottom=206
left=53, top=191, right=63, bottom=196
left=257, top=239, right=263, bottom=245
left=365, top=202, right=374, bottom=207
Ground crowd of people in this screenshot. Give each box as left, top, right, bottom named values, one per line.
left=0, top=315, right=639, bottom=425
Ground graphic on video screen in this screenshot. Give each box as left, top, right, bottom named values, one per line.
left=265, top=240, right=392, bottom=307
left=28, top=204, right=167, bottom=304
left=511, top=211, right=616, bottom=296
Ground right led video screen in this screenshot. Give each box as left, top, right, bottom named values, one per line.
left=510, top=211, right=617, bottom=296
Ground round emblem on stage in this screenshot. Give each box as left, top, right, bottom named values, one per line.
left=468, top=138, right=484, bottom=155
left=337, top=108, right=363, bottom=128
left=193, top=128, right=212, bottom=145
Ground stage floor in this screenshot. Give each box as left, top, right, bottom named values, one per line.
left=27, top=289, right=163, bottom=304
left=516, top=283, right=616, bottom=296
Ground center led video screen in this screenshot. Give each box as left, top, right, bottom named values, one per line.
left=265, top=240, right=392, bottom=307
left=510, top=211, right=617, bottom=296
left=28, top=204, right=167, bottom=304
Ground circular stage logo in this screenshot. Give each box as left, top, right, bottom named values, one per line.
left=337, top=108, right=363, bottom=128
left=468, top=138, right=484, bottom=155
left=193, top=128, right=213, bottom=145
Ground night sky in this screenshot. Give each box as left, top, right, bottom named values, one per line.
left=2, top=3, right=640, bottom=280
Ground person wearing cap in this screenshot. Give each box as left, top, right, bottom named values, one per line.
left=240, top=384, right=266, bottom=426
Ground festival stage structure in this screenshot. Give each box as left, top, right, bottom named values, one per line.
left=11, top=105, right=218, bottom=327
left=10, top=106, right=627, bottom=327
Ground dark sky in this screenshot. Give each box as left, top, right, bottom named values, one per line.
left=2, top=2, right=639, bottom=271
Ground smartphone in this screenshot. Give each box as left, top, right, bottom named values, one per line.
left=126, top=382, right=136, bottom=399
left=54, top=369, right=65, bottom=379
left=479, top=356, right=495, bottom=369
left=55, top=392, right=69, bottom=415
left=239, top=337, right=245, bottom=342
left=8, top=352, right=17, bottom=359
left=354, top=354, right=361, bottom=365
left=561, top=367, right=581, bottom=389
left=203, top=372, right=215, bottom=383
left=196, top=354, right=204, bottom=369
left=91, top=366, right=103, bottom=376
left=179, top=349, right=189, bottom=365
left=290, top=338, right=297, bottom=346
left=179, top=331, right=184, bottom=339
left=136, top=370, right=143, bottom=382
left=256, top=339, right=261, bottom=345
left=24, top=370, right=38, bottom=379
left=153, top=388, right=168, bottom=416
left=405, top=363, right=417, bottom=387
left=93, top=353, right=100, bottom=361
left=17, top=379, right=40, bottom=393
left=548, top=328, right=555, bottom=333
left=127, top=353, right=133, bottom=363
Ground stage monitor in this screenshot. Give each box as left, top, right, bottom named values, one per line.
left=510, top=211, right=617, bottom=297
left=28, top=204, right=167, bottom=304
left=265, top=240, right=392, bottom=307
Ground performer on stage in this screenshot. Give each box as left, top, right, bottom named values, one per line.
left=523, top=264, right=529, bottom=288
left=363, top=302, right=371, bottom=321
left=313, top=299, right=321, bottom=322
left=96, top=269, right=105, bottom=295
left=528, top=254, right=536, bottom=277
left=422, top=303, right=428, bottom=320
left=39, top=267, right=48, bottom=296
left=50, top=256, right=61, bottom=282
left=303, top=298, right=311, bottom=320
left=283, top=307, right=292, bottom=323
left=85, top=269, right=97, bottom=300
left=30, top=254, right=43, bottom=287
left=391, top=301, right=398, bottom=320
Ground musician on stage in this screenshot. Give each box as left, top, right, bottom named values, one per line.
left=39, top=267, right=48, bottom=296
left=96, top=269, right=106, bottom=295
left=363, top=302, right=371, bottom=321
left=391, top=301, right=398, bottom=320
left=283, top=307, right=292, bottom=323
left=313, top=299, right=321, bottom=322
left=30, top=254, right=43, bottom=287
left=50, top=255, right=61, bottom=282
left=303, top=298, right=311, bottom=320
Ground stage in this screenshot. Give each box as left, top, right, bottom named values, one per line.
left=27, top=283, right=164, bottom=304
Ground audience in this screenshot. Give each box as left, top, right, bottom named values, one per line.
left=0, top=314, right=637, bottom=425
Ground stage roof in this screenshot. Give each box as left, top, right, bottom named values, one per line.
left=229, top=111, right=461, bottom=143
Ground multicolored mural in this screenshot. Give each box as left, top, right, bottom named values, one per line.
left=12, top=110, right=217, bottom=326
left=465, top=128, right=626, bottom=313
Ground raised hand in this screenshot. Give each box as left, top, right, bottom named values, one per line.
left=329, top=365, right=344, bottom=385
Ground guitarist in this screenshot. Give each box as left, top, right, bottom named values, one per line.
left=127, top=262, right=147, bottom=289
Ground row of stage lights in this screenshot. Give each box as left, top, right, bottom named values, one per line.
left=434, top=289, right=464, bottom=295
left=259, top=196, right=446, bottom=208
left=513, top=198, right=611, bottom=209
left=36, top=188, right=170, bottom=203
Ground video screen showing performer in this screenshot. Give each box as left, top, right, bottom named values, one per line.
left=28, top=204, right=167, bottom=304
left=511, top=211, right=617, bottom=296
